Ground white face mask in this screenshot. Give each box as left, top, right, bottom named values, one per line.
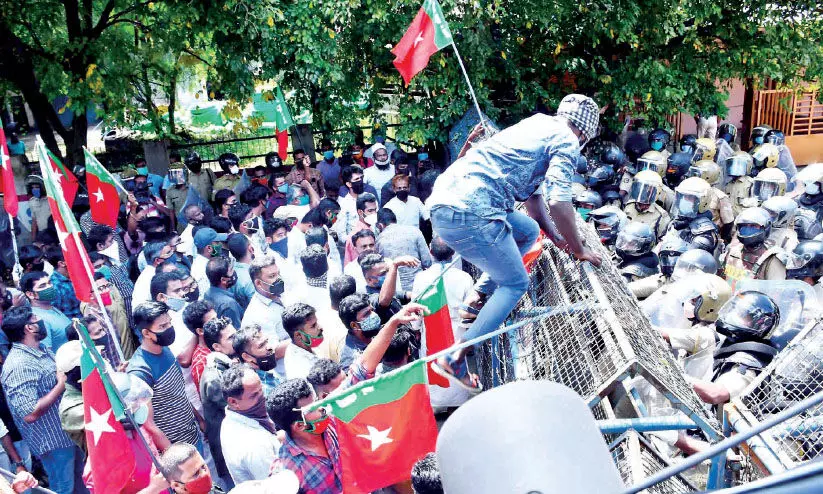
left=100, top=243, right=120, bottom=263
left=374, top=158, right=390, bottom=167
left=229, top=165, right=239, bottom=175
left=364, top=213, right=377, bottom=226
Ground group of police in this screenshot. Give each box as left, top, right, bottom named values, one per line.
left=568, top=123, right=823, bottom=428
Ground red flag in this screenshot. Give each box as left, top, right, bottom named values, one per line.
left=391, top=0, right=454, bottom=85
left=84, top=149, right=120, bottom=227
left=80, top=325, right=136, bottom=493
left=38, top=142, right=93, bottom=302
left=43, top=147, right=79, bottom=207
left=522, top=232, right=545, bottom=273
left=0, top=128, right=18, bottom=217
left=418, top=277, right=453, bottom=387
left=277, top=130, right=289, bottom=161
left=312, top=360, right=437, bottom=493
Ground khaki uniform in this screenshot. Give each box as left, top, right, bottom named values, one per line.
left=725, top=177, right=754, bottom=216
left=28, top=196, right=52, bottom=232
left=212, top=173, right=241, bottom=199
left=165, top=184, right=189, bottom=216
left=722, top=241, right=786, bottom=288
left=624, top=202, right=671, bottom=240
left=766, top=227, right=799, bottom=251
left=659, top=184, right=675, bottom=211
left=707, top=187, right=735, bottom=228
left=187, top=169, right=216, bottom=203
left=619, top=171, right=634, bottom=194
left=628, top=273, right=669, bottom=300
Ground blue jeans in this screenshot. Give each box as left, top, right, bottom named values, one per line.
left=39, top=445, right=88, bottom=494
left=431, top=207, right=539, bottom=342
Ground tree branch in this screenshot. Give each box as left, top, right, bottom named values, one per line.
left=94, top=0, right=154, bottom=37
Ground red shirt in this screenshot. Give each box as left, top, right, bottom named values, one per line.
left=190, top=344, right=211, bottom=395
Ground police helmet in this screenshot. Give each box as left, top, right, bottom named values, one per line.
left=184, top=151, right=202, bottom=168
left=679, top=134, right=698, bottom=155
left=673, top=177, right=711, bottom=219
left=688, top=274, right=732, bottom=323
left=687, top=160, right=722, bottom=186
left=750, top=143, right=780, bottom=171
left=167, top=164, right=188, bottom=185
left=715, top=291, right=780, bottom=341
left=750, top=125, right=773, bottom=146
left=620, top=255, right=660, bottom=282
left=761, top=196, right=798, bottom=229
left=589, top=206, right=628, bottom=243
left=265, top=152, right=283, bottom=169
left=665, top=152, right=692, bottom=187
left=599, top=143, right=626, bottom=169
left=718, top=123, right=738, bottom=144
left=601, top=190, right=622, bottom=207
left=794, top=208, right=823, bottom=240
left=218, top=152, right=240, bottom=172
left=586, top=166, right=615, bottom=188
left=648, top=128, right=671, bottom=152
left=636, top=151, right=667, bottom=177
left=752, top=168, right=787, bottom=202
left=575, top=154, right=589, bottom=175
left=573, top=190, right=603, bottom=211
left=693, top=138, right=717, bottom=162
left=764, top=129, right=785, bottom=147
left=671, top=249, right=718, bottom=281
left=658, top=236, right=689, bottom=278
left=725, top=151, right=754, bottom=178
left=785, top=241, right=823, bottom=280
left=735, top=207, right=772, bottom=247
left=628, top=170, right=662, bottom=206
left=615, top=222, right=656, bottom=258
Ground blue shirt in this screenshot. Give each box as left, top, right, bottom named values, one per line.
left=1, top=343, right=74, bottom=455
left=31, top=306, right=71, bottom=352
left=231, top=263, right=256, bottom=310
left=50, top=271, right=82, bottom=319
left=205, top=287, right=243, bottom=329
left=427, top=113, right=579, bottom=219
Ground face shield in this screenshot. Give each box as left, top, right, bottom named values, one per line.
left=629, top=181, right=658, bottom=205
left=726, top=156, right=750, bottom=177
left=784, top=251, right=814, bottom=271
left=805, top=181, right=821, bottom=196
left=685, top=166, right=703, bottom=179
left=593, top=215, right=620, bottom=241
left=671, top=259, right=714, bottom=281
left=636, top=158, right=663, bottom=175
left=615, top=231, right=646, bottom=256
left=168, top=168, right=187, bottom=185
left=659, top=250, right=682, bottom=273
left=717, top=296, right=774, bottom=337
left=674, top=191, right=700, bottom=218
left=752, top=180, right=780, bottom=202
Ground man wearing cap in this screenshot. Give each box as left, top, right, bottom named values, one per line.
left=363, top=144, right=395, bottom=204
left=427, top=94, right=603, bottom=390
left=192, top=228, right=229, bottom=297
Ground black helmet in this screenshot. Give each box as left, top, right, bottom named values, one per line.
left=718, top=123, right=738, bottom=144
left=665, top=152, right=693, bottom=187
left=265, top=152, right=283, bottom=169
left=625, top=138, right=650, bottom=165
left=218, top=152, right=239, bottom=171
left=715, top=291, right=780, bottom=341
left=575, top=154, right=589, bottom=175
left=735, top=207, right=772, bottom=247
left=586, top=166, right=615, bottom=188
left=794, top=208, right=823, bottom=240
left=785, top=240, right=823, bottom=280
left=620, top=254, right=660, bottom=281
left=615, top=222, right=656, bottom=259
left=648, top=128, right=671, bottom=152
left=573, top=190, right=603, bottom=210
left=589, top=206, right=627, bottom=243
left=184, top=151, right=202, bottom=168
left=658, top=236, right=689, bottom=278
left=601, top=189, right=622, bottom=206
left=599, top=143, right=625, bottom=169
left=751, top=124, right=772, bottom=145
left=764, top=129, right=785, bottom=146
left=679, top=134, right=698, bottom=155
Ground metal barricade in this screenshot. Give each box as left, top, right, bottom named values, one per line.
left=609, top=430, right=698, bottom=494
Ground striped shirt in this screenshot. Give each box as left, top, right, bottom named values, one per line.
left=127, top=347, right=199, bottom=446
left=1, top=343, right=74, bottom=455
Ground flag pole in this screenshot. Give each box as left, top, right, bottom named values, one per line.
left=8, top=212, right=22, bottom=284
left=73, top=320, right=165, bottom=474
left=37, top=139, right=125, bottom=362
left=449, top=42, right=489, bottom=134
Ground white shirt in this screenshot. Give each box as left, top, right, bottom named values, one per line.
left=332, top=194, right=359, bottom=242
left=191, top=254, right=211, bottom=298
left=284, top=343, right=319, bottom=380
left=385, top=196, right=429, bottom=229
left=220, top=409, right=281, bottom=484
left=179, top=224, right=196, bottom=258
left=287, top=227, right=343, bottom=280
left=170, top=309, right=203, bottom=414
left=314, top=308, right=348, bottom=363
left=242, top=292, right=288, bottom=342
left=132, top=265, right=156, bottom=309
left=363, top=165, right=395, bottom=201
left=344, top=260, right=368, bottom=294
left=288, top=284, right=332, bottom=312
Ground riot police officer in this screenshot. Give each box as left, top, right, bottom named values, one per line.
left=718, top=123, right=739, bottom=150
left=670, top=177, right=722, bottom=255
left=671, top=248, right=719, bottom=280
left=722, top=207, right=787, bottom=285
left=750, top=124, right=772, bottom=147
left=589, top=205, right=628, bottom=253
left=796, top=164, right=823, bottom=222
left=724, top=152, right=755, bottom=215
left=693, top=138, right=717, bottom=163
left=687, top=160, right=734, bottom=233
left=615, top=222, right=659, bottom=282
left=761, top=196, right=799, bottom=250
left=784, top=240, right=823, bottom=301
left=648, top=128, right=671, bottom=158
left=793, top=207, right=823, bottom=241
left=763, top=130, right=798, bottom=192
left=636, top=151, right=674, bottom=210
left=573, top=190, right=603, bottom=221
left=629, top=236, right=688, bottom=299
left=212, top=152, right=242, bottom=198
left=665, top=152, right=692, bottom=189
left=750, top=142, right=780, bottom=176
left=624, top=170, right=670, bottom=239
left=751, top=168, right=788, bottom=205
left=679, top=134, right=698, bottom=155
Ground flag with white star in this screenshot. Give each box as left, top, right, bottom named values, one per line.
left=37, top=140, right=94, bottom=303
left=78, top=321, right=136, bottom=493
left=41, top=145, right=80, bottom=207
left=0, top=127, right=18, bottom=217
left=310, top=359, right=437, bottom=493
left=84, top=148, right=121, bottom=227
left=391, top=0, right=453, bottom=85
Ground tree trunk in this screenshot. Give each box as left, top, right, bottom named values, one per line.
left=66, top=112, right=88, bottom=166
left=168, top=70, right=178, bottom=136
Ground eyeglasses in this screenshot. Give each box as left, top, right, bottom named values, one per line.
left=97, top=283, right=113, bottom=291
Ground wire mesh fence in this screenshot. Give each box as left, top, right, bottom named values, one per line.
left=470, top=218, right=721, bottom=437
left=733, top=317, right=823, bottom=469
left=609, top=430, right=698, bottom=494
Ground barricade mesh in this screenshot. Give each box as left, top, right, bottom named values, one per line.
left=609, top=431, right=697, bottom=493
left=735, top=319, right=823, bottom=467
left=469, top=218, right=720, bottom=435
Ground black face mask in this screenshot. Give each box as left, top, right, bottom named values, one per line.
left=351, top=181, right=365, bottom=194
left=185, top=288, right=200, bottom=303
left=396, top=190, right=409, bottom=201
left=152, top=328, right=176, bottom=347
left=33, top=320, right=48, bottom=341
left=30, top=262, right=45, bottom=272
left=255, top=353, right=277, bottom=372
left=187, top=162, right=202, bottom=173
left=65, top=367, right=82, bottom=389
left=225, top=272, right=238, bottom=289
left=396, top=166, right=410, bottom=176
left=261, top=278, right=285, bottom=297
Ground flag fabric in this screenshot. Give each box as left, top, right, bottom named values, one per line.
left=273, top=88, right=294, bottom=161
left=391, top=0, right=453, bottom=85
left=0, top=128, right=18, bottom=217
left=78, top=322, right=136, bottom=493
left=522, top=232, right=545, bottom=273
left=311, top=360, right=437, bottom=493
left=42, top=147, right=79, bottom=207
left=37, top=142, right=94, bottom=303
left=418, top=277, right=454, bottom=387
left=84, top=149, right=120, bottom=228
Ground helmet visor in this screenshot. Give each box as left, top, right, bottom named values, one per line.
left=674, top=191, right=700, bottom=218
left=753, top=180, right=780, bottom=201
left=717, top=295, right=775, bottom=334
left=685, top=166, right=703, bottom=179
left=726, top=156, right=750, bottom=177
left=167, top=168, right=187, bottom=185
left=593, top=214, right=620, bottom=230
left=738, top=223, right=765, bottom=238
left=629, top=181, right=658, bottom=204
left=672, top=259, right=713, bottom=280
left=637, top=158, right=663, bottom=174
left=659, top=250, right=681, bottom=269
left=615, top=232, right=644, bottom=254
left=784, top=251, right=814, bottom=270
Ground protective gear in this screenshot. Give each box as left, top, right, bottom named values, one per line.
left=218, top=152, right=240, bottom=172
left=658, top=236, right=689, bottom=278
left=725, top=151, right=754, bottom=178
left=750, top=125, right=772, bottom=146
left=726, top=176, right=755, bottom=216
left=636, top=151, right=667, bottom=177
left=715, top=291, right=780, bottom=341
left=36, top=286, right=56, bottom=302
left=575, top=155, right=589, bottom=175
left=648, top=128, right=671, bottom=152
left=164, top=296, right=186, bottom=312
left=350, top=180, right=365, bottom=194
left=764, top=129, right=785, bottom=146
left=671, top=249, right=718, bottom=281
left=167, top=167, right=187, bottom=185
left=573, top=190, right=602, bottom=220
left=152, top=328, right=176, bottom=347
left=589, top=206, right=628, bottom=245
left=686, top=273, right=731, bottom=323
left=673, top=177, right=711, bottom=219
left=183, top=473, right=214, bottom=494
left=693, top=138, right=717, bottom=162
left=680, top=134, right=698, bottom=155
left=184, top=151, right=202, bottom=172
left=762, top=196, right=798, bottom=229
left=601, top=190, right=622, bottom=207
left=678, top=215, right=720, bottom=254
left=735, top=207, right=772, bottom=247
left=624, top=202, right=670, bottom=240
left=718, top=123, right=738, bottom=144
left=261, top=278, right=286, bottom=297
left=750, top=143, right=780, bottom=171
left=358, top=311, right=382, bottom=336
left=665, top=152, right=692, bottom=188
left=255, top=353, right=278, bottom=372
left=628, top=170, right=662, bottom=206
left=687, top=160, right=722, bottom=186
left=556, top=94, right=600, bottom=144
left=616, top=222, right=656, bottom=259
left=785, top=240, right=823, bottom=280
left=619, top=253, right=660, bottom=282
left=752, top=168, right=787, bottom=203
left=586, top=166, right=615, bottom=189
left=298, top=330, right=325, bottom=348
left=265, top=153, right=283, bottom=169
left=794, top=208, right=823, bottom=240
left=599, top=143, right=626, bottom=169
